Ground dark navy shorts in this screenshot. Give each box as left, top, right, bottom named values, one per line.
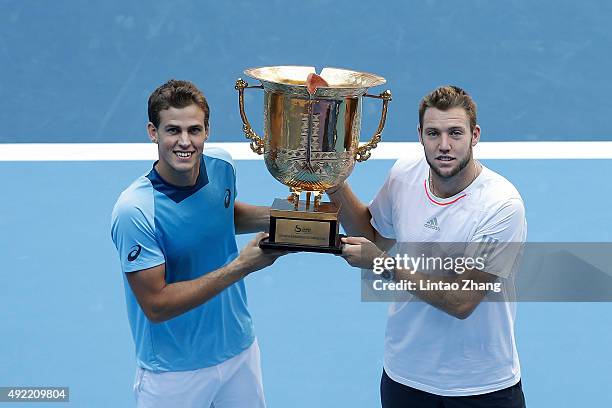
left=381, top=369, right=526, bottom=408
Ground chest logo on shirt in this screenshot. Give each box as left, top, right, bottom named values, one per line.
left=424, top=217, right=440, bottom=231
left=224, top=188, right=231, bottom=208
left=127, top=245, right=142, bottom=262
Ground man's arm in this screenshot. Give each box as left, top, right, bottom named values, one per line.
left=328, top=182, right=395, bottom=251
left=394, top=265, right=497, bottom=320
left=341, top=237, right=498, bottom=319
left=234, top=200, right=270, bottom=234
left=126, top=232, right=282, bottom=323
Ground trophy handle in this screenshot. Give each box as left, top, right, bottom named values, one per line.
left=355, top=90, right=392, bottom=162
left=235, top=78, right=265, bottom=155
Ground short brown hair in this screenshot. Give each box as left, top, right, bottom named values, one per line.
left=148, top=79, right=210, bottom=129
left=419, top=86, right=477, bottom=132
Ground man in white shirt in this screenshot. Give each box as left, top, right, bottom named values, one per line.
left=328, top=86, right=527, bottom=407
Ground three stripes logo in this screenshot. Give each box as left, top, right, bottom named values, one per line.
left=424, top=217, right=440, bottom=231
left=475, top=236, right=500, bottom=259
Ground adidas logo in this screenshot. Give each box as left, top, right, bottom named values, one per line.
left=424, top=217, right=440, bottom=231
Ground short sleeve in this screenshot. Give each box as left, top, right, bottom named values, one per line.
left=205, top=146, right=237, bottom=198
left=466, top=198, right=527, bottom=278
left=368, top=171, right=396, bottom=239
left=111, top=200, right=165, bottom=273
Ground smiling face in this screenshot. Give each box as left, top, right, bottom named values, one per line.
left=147, top=104, right=208, bottom=186
left=419, top=107, right=480, bottom=179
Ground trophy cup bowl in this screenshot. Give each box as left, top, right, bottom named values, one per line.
left=235, top=66, right=392, bottom=253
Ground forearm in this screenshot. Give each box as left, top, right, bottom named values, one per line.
left=328, top=182, right=377, bottom=241
left=394, top=269, right=488, bottom=319
left=148, top=261, right=247, bottom=322
left=234, top=202, right=270, bottom=234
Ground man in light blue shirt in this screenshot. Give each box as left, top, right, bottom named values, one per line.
left=111, top=79, right=284, bottom=407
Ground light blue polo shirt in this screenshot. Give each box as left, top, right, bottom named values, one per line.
left=111, top=147, right=255, bottom=372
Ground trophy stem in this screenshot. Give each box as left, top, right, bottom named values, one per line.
left=313, top=191, right=322, bottom=210
left=289, top=187, right=301, bottom=209
left=288, top=188, right=323, bottom=211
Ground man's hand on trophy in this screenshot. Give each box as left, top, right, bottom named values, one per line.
left=325, top=181, right=347, bottom=197
left=234, top=232, right=292, bottom=276
left=340, top=236, right=383, bottom=269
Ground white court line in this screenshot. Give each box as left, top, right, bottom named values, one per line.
left=0, top=141, right=611, bottom=161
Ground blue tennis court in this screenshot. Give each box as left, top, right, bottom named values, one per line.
left=1, top=1, right=612, bottom=407
left=1, top=159, right=611, bottom=407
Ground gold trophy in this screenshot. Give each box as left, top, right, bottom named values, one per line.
left=235, top=66, right=391, bottom=254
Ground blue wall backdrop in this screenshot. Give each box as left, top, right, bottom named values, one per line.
left=1, top=0, right=611, bottom=143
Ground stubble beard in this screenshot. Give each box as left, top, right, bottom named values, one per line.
left=426, top=144, right=473, bottom=180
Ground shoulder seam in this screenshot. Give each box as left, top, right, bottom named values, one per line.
left=144, top=177, right=157, bottom=236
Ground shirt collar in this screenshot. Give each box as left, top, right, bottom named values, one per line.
left=146, top=156, right=209, bottom=203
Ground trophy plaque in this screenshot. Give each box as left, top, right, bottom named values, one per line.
left=235, top=66, right=392, bottom=254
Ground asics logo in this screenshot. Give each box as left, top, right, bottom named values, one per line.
left=224, top=189, right=231, bottom=208
left=127, top=245, right=142, bottom=262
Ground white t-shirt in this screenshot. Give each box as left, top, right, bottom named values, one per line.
left=369, top=156, right=527, bottom=396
